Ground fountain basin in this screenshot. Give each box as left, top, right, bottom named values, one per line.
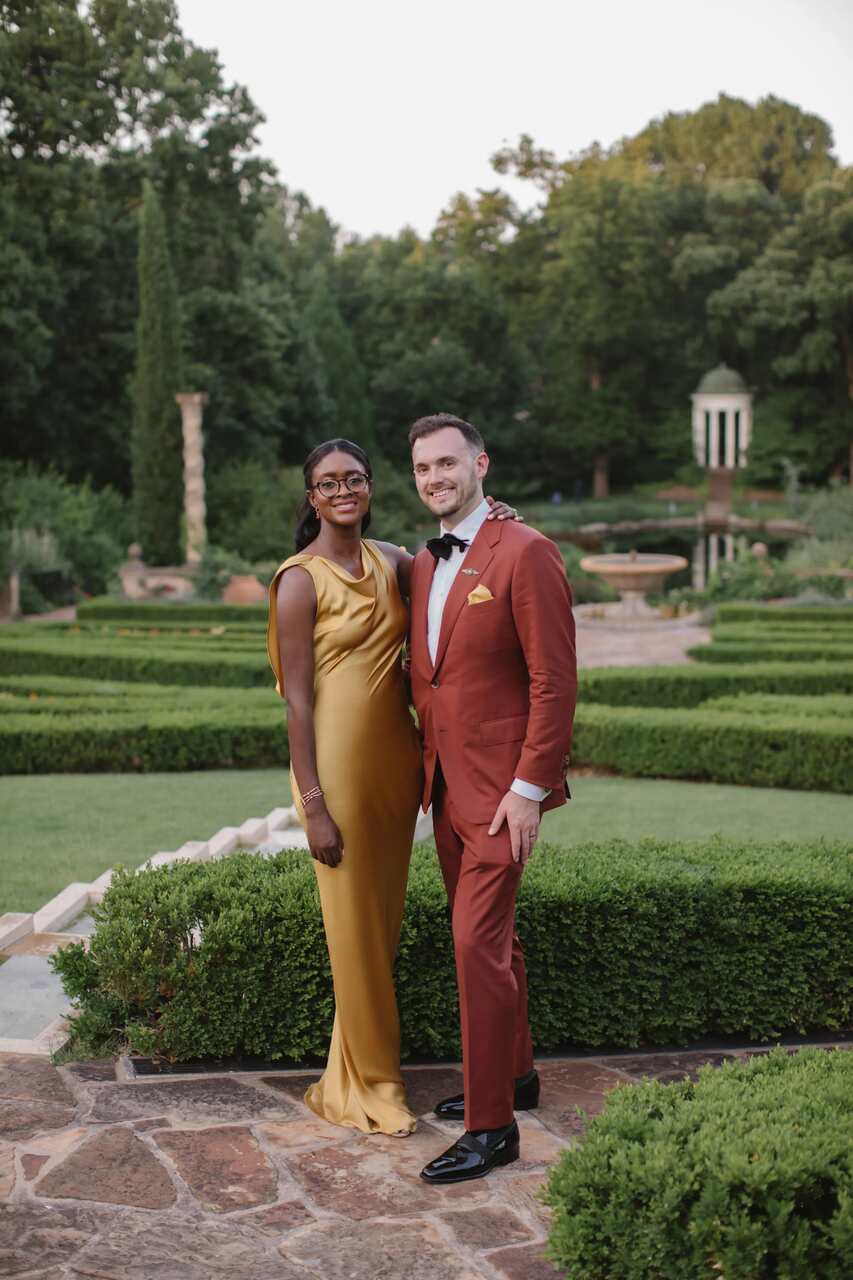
left=579, top=550, right=688, bottom=620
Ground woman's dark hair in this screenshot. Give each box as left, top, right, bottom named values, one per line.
left=294, top=438, right=373, bottom=552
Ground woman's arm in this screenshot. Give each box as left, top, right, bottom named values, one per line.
left=275, top=568, right=344, bottom=867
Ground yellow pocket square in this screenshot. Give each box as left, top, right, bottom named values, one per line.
left=467, top=585, right=494, bottom=605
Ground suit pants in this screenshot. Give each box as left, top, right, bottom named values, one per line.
left=432, top=771, right=535, bottom=1131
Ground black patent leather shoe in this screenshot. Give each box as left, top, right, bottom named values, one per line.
left=434, top=1069, right=540, bottom=1120
left=420, top=1121, right=520, bottom=1184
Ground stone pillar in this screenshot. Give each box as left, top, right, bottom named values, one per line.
left=175, top=393, right=209, bottom=567
left=709, top=413, right=720, bottom=469
left=725, top=411, right=736, bottom=467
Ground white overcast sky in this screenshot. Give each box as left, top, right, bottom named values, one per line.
left=176, top=0, right=853, bottom=239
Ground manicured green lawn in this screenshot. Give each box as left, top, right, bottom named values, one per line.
left=4, top=771, right=852, bottom=915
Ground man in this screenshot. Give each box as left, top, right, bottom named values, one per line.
left=408, top=413, right=577, bottom=1184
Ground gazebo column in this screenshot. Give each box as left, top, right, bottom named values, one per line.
left=175, top=392, right=209, bottom=567
left=725, top=410, right=737, bottom=467
left=708, top=412, right=720, bottom=469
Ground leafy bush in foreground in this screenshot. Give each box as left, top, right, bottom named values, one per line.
left=546, top=1047, right=853, bottom=1280
left=52, top=839, right=851, bottom=1062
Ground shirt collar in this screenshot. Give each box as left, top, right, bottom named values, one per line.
left=440, top=498, right=490, bottom=544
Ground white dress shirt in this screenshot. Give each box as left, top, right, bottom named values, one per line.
left=427, top=499, right=549, bottom=804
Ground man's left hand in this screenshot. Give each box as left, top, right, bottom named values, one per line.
left=488, top=791, right=540, bottom=864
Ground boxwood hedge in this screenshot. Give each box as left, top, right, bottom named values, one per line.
left=690, top=641, right=853, bottom=665
left=545, top=1046, right=852, bottom=1280
left=578, top=661, right=853, bottom=708
left=77, top=598, right=268, bottom=623
left=715, top=603, right=853, bottom=625
left=52, top=839, right=851, bottom=1063
left=701, top=692, right=853, bottom=719
left=0, top=635, right=270, bottom=687
left=573, top=704, right=853, bottom=792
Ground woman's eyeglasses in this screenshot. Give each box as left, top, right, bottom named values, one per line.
left=312, top=474, right=370, bottom=499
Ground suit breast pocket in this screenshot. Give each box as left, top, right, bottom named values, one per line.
left=460, top=598, right=512, bottom=651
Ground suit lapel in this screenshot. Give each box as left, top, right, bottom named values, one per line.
left=432, top=519, right=501, bottom=674
left=410, top=550, right=437, bottom=677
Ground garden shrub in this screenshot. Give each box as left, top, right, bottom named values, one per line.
left=52, top=840, right=851, bottom=1063
left=0, top=674, right=285, bottom=772
left=545, top=1047, right=853, bottom=1280
left=77, top=598, right=268, bottom=623
left=579, top=661, right=853, bottom=708
left=0, top=635, right=270, bottom=686
left=702, top=692, right=853, bottom=719
left=711, top=624, right=853, bottom=644
left=715, top=603, right=853, bottom=625
left=573, top=704, right=853, bottom=792
left=690, top=641, right=853, bottom=665
left=0, top=707, right=287, bottom=773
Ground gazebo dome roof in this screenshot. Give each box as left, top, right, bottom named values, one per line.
left=695, top=363, right=748, bottom=395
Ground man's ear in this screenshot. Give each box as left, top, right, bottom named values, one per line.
left=476, top=450, right=490, bottom=480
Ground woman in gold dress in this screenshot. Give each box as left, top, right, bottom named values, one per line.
left=267, top=438, right=515, bottom=1136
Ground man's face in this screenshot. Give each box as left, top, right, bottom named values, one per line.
left=411, top=427, right=489, bottom=524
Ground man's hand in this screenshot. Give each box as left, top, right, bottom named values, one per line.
left=488, top=791, right=540, bottom=864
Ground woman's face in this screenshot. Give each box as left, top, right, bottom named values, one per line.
left=308, top=450, right=371, bottom=532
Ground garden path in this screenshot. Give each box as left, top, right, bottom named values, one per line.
left=0, top=1043, right=825, bottom=1279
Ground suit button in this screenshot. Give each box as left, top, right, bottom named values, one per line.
left=430, top=679, right=439, bottom=689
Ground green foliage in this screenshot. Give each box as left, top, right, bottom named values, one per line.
left=715, top=603, right=853, bottom=625
left=701, top=549, right=800, bottom=602
left=131, top=180, right=182, bottom=564
left=205, top=462, right=306, bottom=563
left=545, top=1047, right=853, bottom=1280
left=77, top=598, right=268, bottom=624
left=701, top=692, right=853, bottom=719
left=579, top=660, right=853, bottom=707
left=802, top=483, right=853, bottom=541
left=192, top=545, right=253, bottom=602
left=0, top=672, right=284, bottom=773
left=691, top=641, right=853, bottom=665
left=0, top=633, right=270, bottom=687
left=573, top=703, right=853, bottom=792
left=52, top=839, right=852, bottom=1061
left=0, top=464, right=130, bottom=605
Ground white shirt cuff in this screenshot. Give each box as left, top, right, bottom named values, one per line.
left=511, top=778, right=551, bottom=802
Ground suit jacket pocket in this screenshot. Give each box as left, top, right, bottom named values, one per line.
left=480, top=713, right=528, bottom=745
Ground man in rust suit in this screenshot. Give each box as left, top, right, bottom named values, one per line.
left=408, top=413, right=577, bottom=1184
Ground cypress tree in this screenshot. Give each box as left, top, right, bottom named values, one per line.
left=131, top=180, right=183, bottom=564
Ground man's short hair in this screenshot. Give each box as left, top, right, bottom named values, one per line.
left=408, top=413, right=485, bottom=455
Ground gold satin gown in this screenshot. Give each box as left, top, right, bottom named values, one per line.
left=267, top=539, right=424, bottom=1134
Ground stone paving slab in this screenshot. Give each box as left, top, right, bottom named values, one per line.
left=2, top=1045, right=845, bottom=1279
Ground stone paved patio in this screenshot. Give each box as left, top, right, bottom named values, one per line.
left=0, top=1044, right=816, bottom=1279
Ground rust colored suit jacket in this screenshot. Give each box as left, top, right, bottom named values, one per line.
left=409, top=518, right=577, bottom=824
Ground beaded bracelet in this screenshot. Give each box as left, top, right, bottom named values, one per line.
left=301, top=785, right=324, bottom=806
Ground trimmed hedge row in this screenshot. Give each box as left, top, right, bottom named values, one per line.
left=702, top=692, right=853, bottom=719
left=52, top=840, right=852, bottom=1062
left=690, top=641, right=853, bottom=664
left=0, top=707, right=287, bottom=772
left=572, top=703, right=853, bottom=791
left=715, top=603, right=853, bottom=625
left=712, top=623, right=853, bottom=643
left=77, top=598, right=268, bottom=623
left=545, top=1047, right=853, bottom=1280
left=579, top=661, right=853, bottom=707
left=0, top=636, right=270, bottom=687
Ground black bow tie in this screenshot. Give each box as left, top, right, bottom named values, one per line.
left=426, top=533, right=470, bottom=561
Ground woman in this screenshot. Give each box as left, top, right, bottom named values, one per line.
left=267, top=438, right=517, bottom=1136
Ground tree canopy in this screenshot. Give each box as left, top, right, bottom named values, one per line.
left=1, top=3, right=850, bottom=514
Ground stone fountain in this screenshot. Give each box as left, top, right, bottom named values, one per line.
left=579, top=549, right=688, bottom=621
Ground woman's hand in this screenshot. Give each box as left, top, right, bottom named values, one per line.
left=305, top=804, right=344, bottom=867
left=485, top=495, right=524, bottom=522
